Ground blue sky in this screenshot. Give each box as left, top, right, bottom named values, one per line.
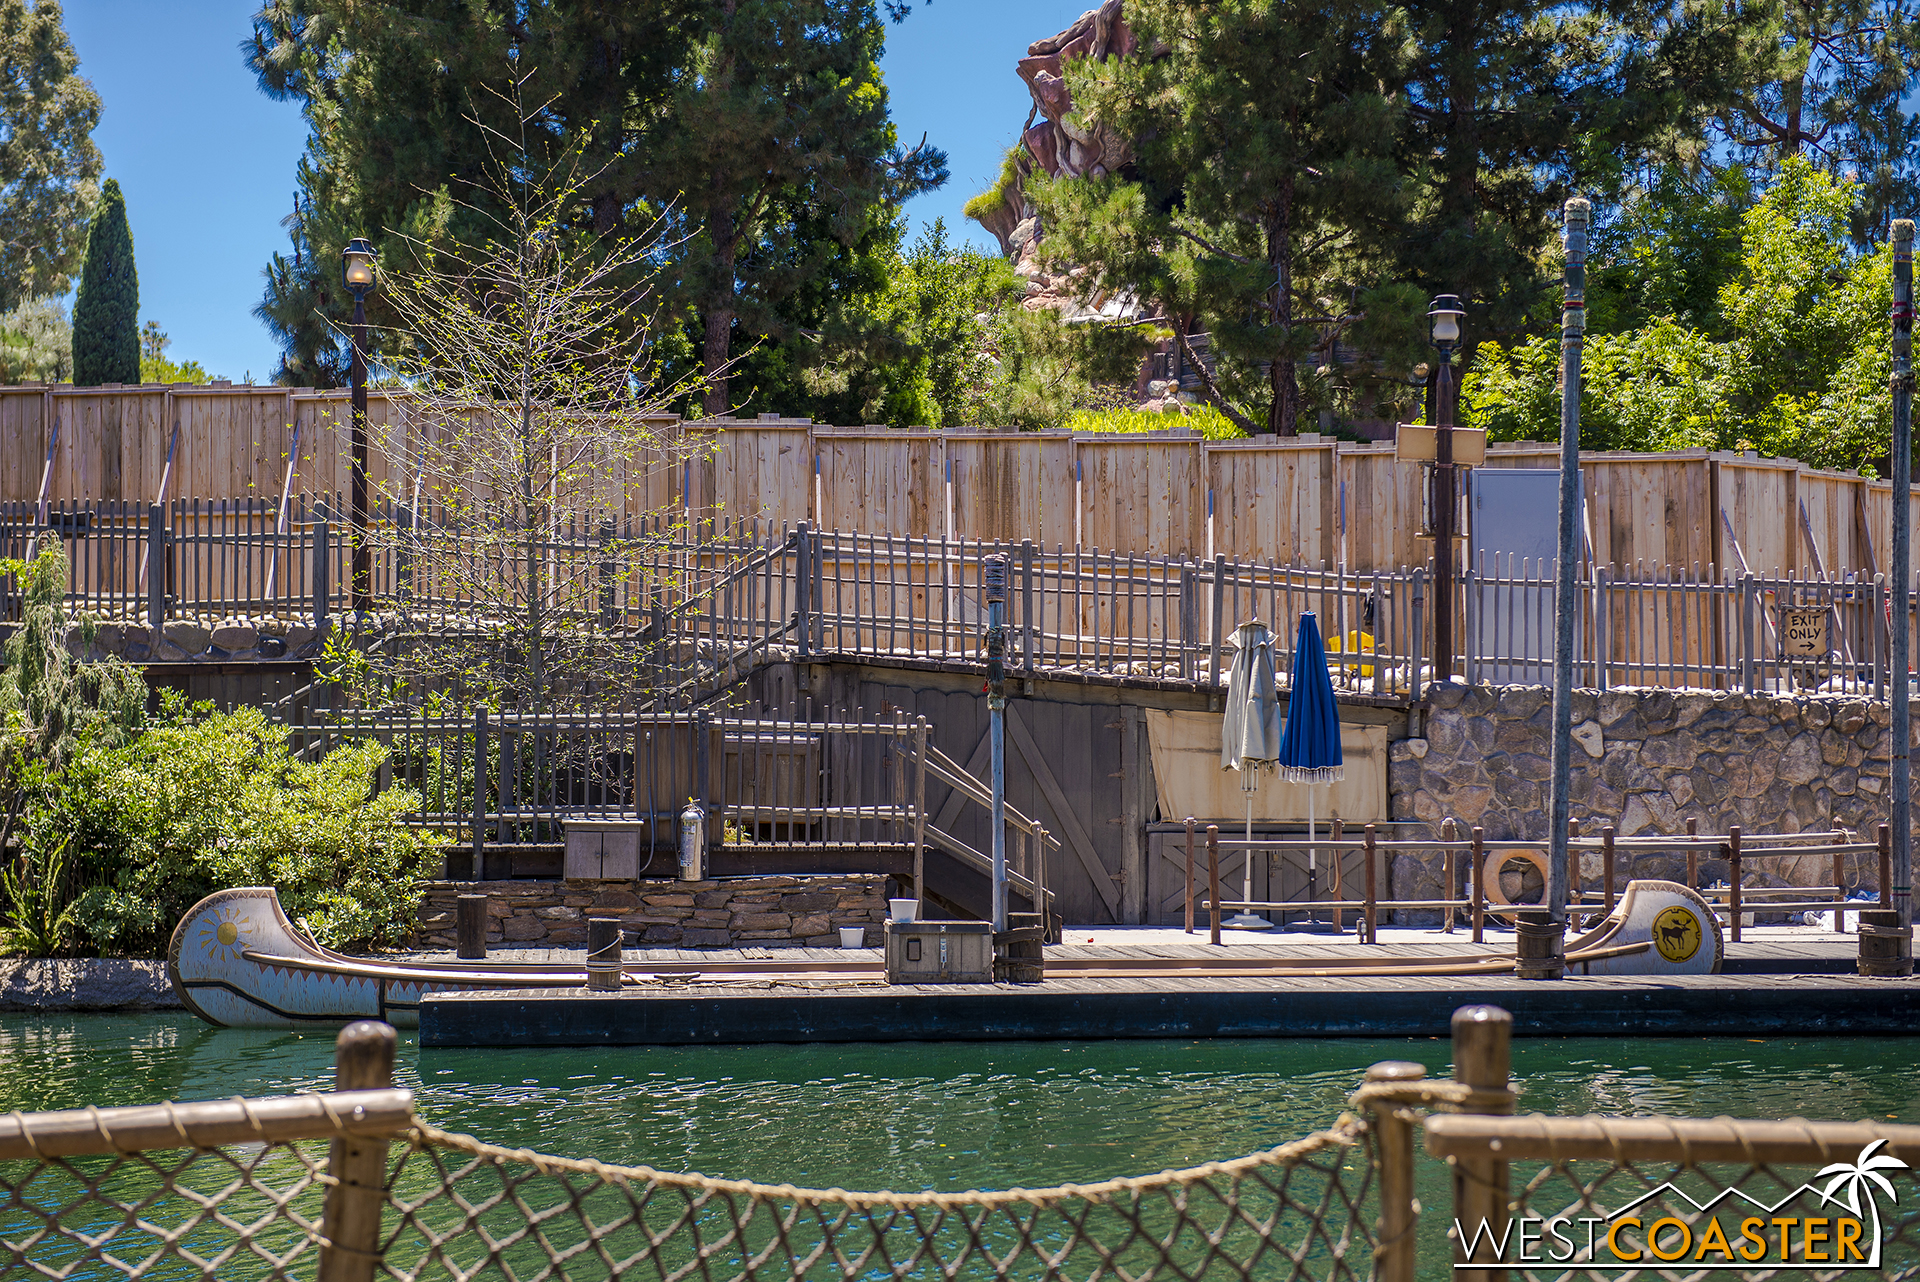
left=61, top=0, right=1091, bottom=382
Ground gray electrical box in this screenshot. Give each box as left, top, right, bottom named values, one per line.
left=884, top=920, right=994, bottom=984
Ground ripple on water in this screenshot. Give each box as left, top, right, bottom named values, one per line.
left=2, top=1017, right=1916, bottom=1192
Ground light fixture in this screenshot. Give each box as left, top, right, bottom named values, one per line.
left=342, top=238, right=377, bottom=296
left=1428, top=293, right=1465, bottom=347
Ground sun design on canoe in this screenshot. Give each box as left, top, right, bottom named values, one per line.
left=198, top=905, right=255, bottom=961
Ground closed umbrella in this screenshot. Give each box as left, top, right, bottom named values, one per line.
left=1220, top=620, right=1281, bottom=930
left=1277, top=611, right=1344, bottom=929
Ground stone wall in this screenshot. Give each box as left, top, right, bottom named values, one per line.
left=418, top=875, right=894, bottom=950
left=1387, top=685, right=1911, bottom=907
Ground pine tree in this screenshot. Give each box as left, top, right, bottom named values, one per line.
left=639, top=0, right=945, bottom=416
left=1035, top=0, right=1425, bottom=436
left=0, top=0, right=101, bottom=312
left=70, top=177, right=136, bottom=386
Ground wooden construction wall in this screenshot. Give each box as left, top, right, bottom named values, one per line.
left=15, top=385, right=1920, bottom=580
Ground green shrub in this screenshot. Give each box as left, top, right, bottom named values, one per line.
left=18, top=697, right=435, bottom=956
left=1064, top=404, right=1246, bottom=439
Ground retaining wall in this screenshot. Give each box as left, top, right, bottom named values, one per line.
left=1388, top=685, right=1912, bottom=908
left=417, top=874, right=895, bottom=949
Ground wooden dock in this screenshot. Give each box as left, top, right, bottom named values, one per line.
left=418, top=935, right=1896, bottom=1047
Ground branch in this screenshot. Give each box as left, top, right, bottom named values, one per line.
left=1174, top=327, right=1263, bottom=436
left=1172, top=225, right=1256, bottom=264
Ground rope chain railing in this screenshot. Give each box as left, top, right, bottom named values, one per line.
left=9, top=1013, right=1920, bottom=1280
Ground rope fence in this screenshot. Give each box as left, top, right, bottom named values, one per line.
left=6, top=1013, right=1920, bottom=1280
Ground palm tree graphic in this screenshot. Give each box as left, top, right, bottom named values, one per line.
left=1815, top=1139, right=1909, bottom=1267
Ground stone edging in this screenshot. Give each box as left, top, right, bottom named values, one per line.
left=0, top=959, right=181, bottom=1011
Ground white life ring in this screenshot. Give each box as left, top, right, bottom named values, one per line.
left=1483, top=848, right=1552, bottom=913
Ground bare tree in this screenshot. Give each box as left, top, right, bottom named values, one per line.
left=363, top=72, right=719, bottom=711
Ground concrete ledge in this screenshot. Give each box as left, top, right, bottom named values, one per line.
left=420, top=974, right=1920, bottom=1046
left=0, top=960, right=180, bottom=1011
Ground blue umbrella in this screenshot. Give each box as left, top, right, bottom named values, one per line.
left=1278, top=613, right=1344, bottom=925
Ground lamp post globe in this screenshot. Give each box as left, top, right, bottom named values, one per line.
left=342, top=238, right=377, bottom=298
left=1427, top=293, right=1465, bottom=351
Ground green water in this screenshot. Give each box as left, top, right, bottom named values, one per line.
left=4, top=1015, right=1917, bottom=1191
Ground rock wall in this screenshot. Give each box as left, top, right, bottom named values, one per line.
left=0, top=959, right=180, bottom=1010
left=418, top=875, right=894, bottom=950
left=1388, top=684, right=1909, bottom=906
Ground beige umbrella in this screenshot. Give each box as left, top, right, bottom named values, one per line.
left=1220, top=620, right=1280, bottom=930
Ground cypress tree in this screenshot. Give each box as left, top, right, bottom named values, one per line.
left=71, top=176, right=137, bottom=386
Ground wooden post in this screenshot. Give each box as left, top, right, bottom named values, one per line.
left=912, top=716, right=929, bottom=904
left=1728, top=825, right=1743, bottom=944
left=146, top=503, right=165, bottom=629
left=1441, top=817, right=1457, bottom=934
left=1471, top=825, right=1485, bottom=944
left=1883, top=823, right=1894, bottom=905
left=318, top=1021, right=396, bottom=1282
left=1364, top=1060, right=1426, bottom=1282
left=1184, top=816, right=1196, bottom=934
left=1363, top=824, right=1378, bottom=944
left=1602, top=826, right=1616, bottom=918
left=456, top=895, right=487, bottom=960
left=1208, top=824, right=1222, bottom=947
left=586, top=917, right=623, bottom=990
left=1450, top=1005, right=1513, bottom=1282
left=1330, top=817, right=1346, bottom=933
left=1835, top=831, right=1848, bottom=935
left=1686, top=815, right=1698, bottom=890
left=312, top=517, right=330, bottom=632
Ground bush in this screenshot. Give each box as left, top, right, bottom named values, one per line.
left=13, top=696, right=435, bottom=956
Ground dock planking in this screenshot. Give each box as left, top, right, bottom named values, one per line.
left=419, top=967, right=1916, bottom=1047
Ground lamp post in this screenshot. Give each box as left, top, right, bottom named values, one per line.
left=1427, top=294, right=1465, bottom=683
left=342, top=237, right=377, bottom=618
left=1893, top=218, right=1913, bottom=941
left=983, top=554, right=1011, bottom=932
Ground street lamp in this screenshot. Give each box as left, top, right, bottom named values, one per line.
left=342, top=238, right=377, bottom=617
left=1427, top=293, right=1465, bottom=682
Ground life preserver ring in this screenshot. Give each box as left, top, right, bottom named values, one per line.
left=1484, top=848, right=1552, bottom=912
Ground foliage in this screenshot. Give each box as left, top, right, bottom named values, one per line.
left=21, top=698, right=435, bottom=956
left=0, top=297, right=72, bottom=384
left=644, top=0, right=946, bottom=415
left=137, top=321, right=208, bottom=385
left=1036, top=0, right=1421, bottom=436
left=0, top=546, right=145, bottom=775
left=0, top=0, right=100, bottom=313
left=1065, top=404, right=1246, bottom=440
left=1463, top=158, right=1893, bottom=474
left=71, top=177, right=136, bottom=386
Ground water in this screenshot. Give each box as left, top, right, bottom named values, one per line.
left=4, top=1015, right=1916, bottom=1192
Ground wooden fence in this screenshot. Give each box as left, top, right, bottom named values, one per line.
left=8, top=383, right=1919, bottom=577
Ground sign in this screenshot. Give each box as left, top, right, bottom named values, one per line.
left=1395, top=423, right=1487, bottom=465
left=1781, top=606, right=1828, bottom=660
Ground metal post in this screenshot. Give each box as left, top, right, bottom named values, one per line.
left=146, top=503, right=164, bottom=630
left=1020, top=539, right=1036, bottom=672
left=313, top=518, right=331, bottom=633
left=795, top=521, right=813, bottom=660
left=1539, top=196, right=1588, bottom=981
left=1892, top=217, right=1914, bottom=933
left=471, top=707, right=488, bottom=880
left=984, top=553, right=1010, bottom=931
left=1433, top=366, right=1458, bottom=683
left=349, top=294, right=370, bottom=617
left=597, top=517, right=616, bottom=632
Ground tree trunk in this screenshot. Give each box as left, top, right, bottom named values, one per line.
left=1266, top=171, right=1300, bottom=437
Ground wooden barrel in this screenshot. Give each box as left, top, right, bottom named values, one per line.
left=586, top=917, right=624, bottom=990
left=995, top=912, right=1046, bottom=984
left=1513, top=910, right=1566, bottom=980
left=1857, top=909, right=1914, bottom=978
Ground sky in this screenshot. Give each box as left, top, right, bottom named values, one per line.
left=59, top=0, right=1093, bottom=384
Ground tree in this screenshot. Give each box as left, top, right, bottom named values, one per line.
left=247, top=1, right=693, bottom=386
left=0, top=0, right=100, bottom=313
left=640, top=0, right=945, bottom=416
left=70, top=176, right=136, bottom=386
left=0, top=297, right=71, bottom=384
left=367, top=82, right=710, bottom=710
left=1464, top=158, right=1895, bottom=474
left=136, top=322, right=208, bottom=384
left=1035, top=0, right=1425, bottom=436
left=1396, top=0, right=1774, bottom=339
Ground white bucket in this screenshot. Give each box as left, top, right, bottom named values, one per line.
left=888, top=898, right=919, bottom=924
left=838, top=926, right=866, bottom=949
